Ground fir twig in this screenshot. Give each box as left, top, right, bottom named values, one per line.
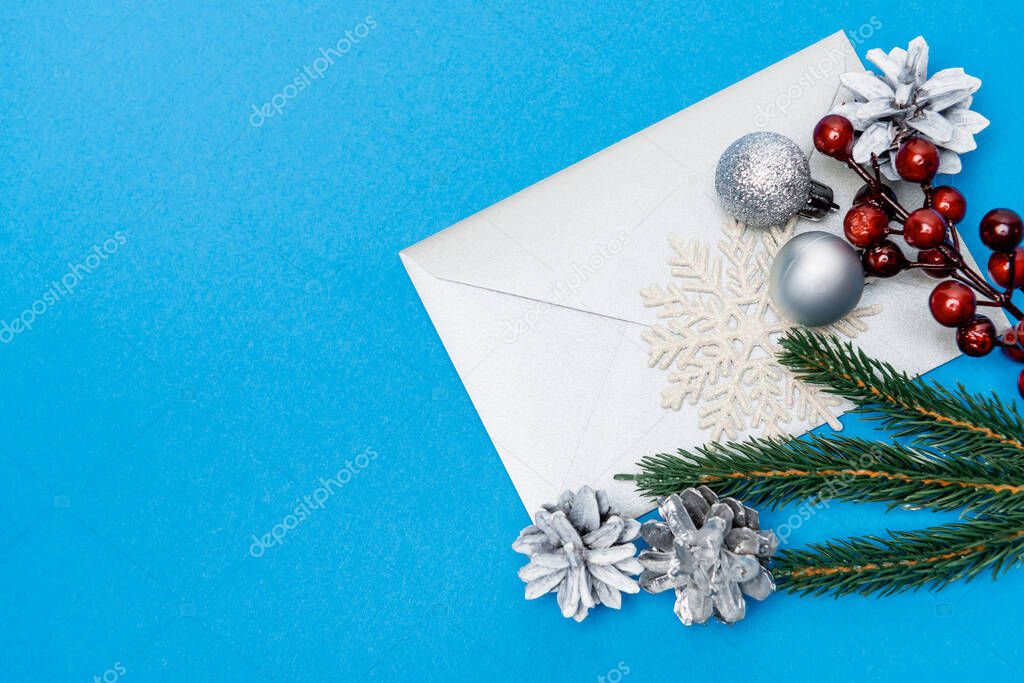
left=777, top=329, right=1024, bottom=463
left=616, top=435, right=1024, bottom=515
left=775, top=516, right=1024, bottom=597
left=616, top=329, right=1024, bottom=598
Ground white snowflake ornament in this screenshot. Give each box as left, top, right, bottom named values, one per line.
left=832, top=36, right=989, bottom=179
left=641, top=218, right=880, bottom=440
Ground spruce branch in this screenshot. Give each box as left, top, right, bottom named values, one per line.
left=774, top=516, right=1024, bottom=597
left=616, top=435, right=1024, bottom=515
left=777, top=329, right=1024, bottom=464
left=615, top=329, right=1024, bottom=598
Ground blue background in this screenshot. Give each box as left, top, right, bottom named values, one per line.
left=3, top=1, right=1024, bottom=680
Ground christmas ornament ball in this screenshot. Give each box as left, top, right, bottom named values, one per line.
left=929, top=280, right=977, bottom=327
left=769, top=231, right=865, bottom=327
left=919, top=248, right=956, bottom=279
left=932, top=186, right=967, bottom=224
left=715, top=132, right=810, bottom=227
left=863, top=240, right=907, bottom=278
left=956, top=315, right=997, bottom=357
left=988, top=248, right=1024, bottom=288
left=979, top=208, right=1024, bottom=252
left=813, top=114, right=855, bottom=159
left=895, top=137, right=940, bottom=183
left=843, top=203, right=888, bottom=248
left=903, top=208, right=947, bottom=249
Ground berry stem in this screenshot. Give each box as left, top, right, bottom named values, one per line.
left=844, top=157, right=1023, bottom=320
left=847, top=159, right=909, bottom=221
left=819, top=114, right=1024, bottom=373
left=949, top=223, right=962, bottom=251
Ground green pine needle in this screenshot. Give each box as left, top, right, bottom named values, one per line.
left=775, top=516, right=1024, bottom=597
left=777, top=328, right=1024, bottom=465
left=615, top=329, right=1024, bottom=598
left=616, top=434, right=1024, bottom=515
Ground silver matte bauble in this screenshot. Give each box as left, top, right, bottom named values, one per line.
left=769, top=231, right=865, bottom=327
left=715, top=132, right=836, bottom=227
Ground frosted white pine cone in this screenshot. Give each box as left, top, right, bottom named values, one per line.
left=832, top=36, right=988, bottom=179
left=512, top=486, right=641, bottom=622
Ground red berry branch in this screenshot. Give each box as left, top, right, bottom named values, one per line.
left=812, top=114, right=1024, bottom=396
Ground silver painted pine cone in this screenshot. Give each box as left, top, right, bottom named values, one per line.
left=832, top=35, right=988, bottom=179
left=513, top=486, right=642, bottom=621
left=639, top=486, right=777, bottom=626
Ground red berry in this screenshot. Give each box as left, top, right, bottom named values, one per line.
left=931, top=186, right=966, bottom=224
left=929, top=281, right=977, bottom=327
left=979, top=208, right=1024, bottom=252
left=813, top=115, right=855, bottom=159
left=1003, top=340, right=1024, bottom=363
left=854, top=183, right=898, bottom=218
left=1001, top=327, right=1024, bottom=361
left=843, top=204, right=889, bottom=248
left=862, top=240, right=906, bottom=278
left=988, top=248, right=1024, bottom=288
left=918, top=248, right=956, bottom=279
left=895, top=138, right=940, bottom=183
left=903, top=208, right=948, bottom=249
left=1019, top=369, right=1024, bottom=399
left=956, top=315, right=997, bottom=357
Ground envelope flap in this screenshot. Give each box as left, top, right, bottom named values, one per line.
left=403, top=31, right=863, bottom=327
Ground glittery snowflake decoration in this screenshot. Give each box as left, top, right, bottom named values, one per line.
left=641, top=218, right=880, bottom=440
left=832, top=35, right=989, bottom=180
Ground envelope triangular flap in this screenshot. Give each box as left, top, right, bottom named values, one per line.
left=401, top=250, right=649, bottom=514
left=403, top=31, right=861, bottom=327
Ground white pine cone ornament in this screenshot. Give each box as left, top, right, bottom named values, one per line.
left=512, top=486, right=642, bottom=621
left=832, top=35, right=988, bottom=179
left=639, top=486, right=777, bottom=626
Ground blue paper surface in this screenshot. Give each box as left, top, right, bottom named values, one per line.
left=3, top=1, right=1024, bottom=680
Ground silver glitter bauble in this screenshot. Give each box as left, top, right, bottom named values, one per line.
left=716, top=132, right=835, bottom=227
left=769, top=231, right=865, bottom=327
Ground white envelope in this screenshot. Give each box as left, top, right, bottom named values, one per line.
left=400, top=31, right=996, bottom=518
